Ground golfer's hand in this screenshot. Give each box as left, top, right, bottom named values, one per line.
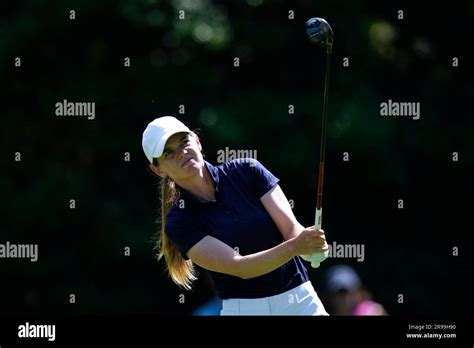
left=290, top=226, right=328, bottom=256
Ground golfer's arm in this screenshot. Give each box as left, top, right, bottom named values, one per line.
left=260, top=184, right=305, bottom=240
left=187, top=235, right=297, bottom=280
left=285, top=223, right=305, bottom=240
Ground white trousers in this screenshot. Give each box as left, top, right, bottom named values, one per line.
left=220, top=281, right=329, bottom=316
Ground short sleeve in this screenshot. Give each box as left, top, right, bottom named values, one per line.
left=236, top=158, right=280, bottom=199
left=165, top=208, right=208, bottom=260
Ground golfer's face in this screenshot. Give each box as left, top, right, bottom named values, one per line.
left=157, top=132, right=203, bottom=179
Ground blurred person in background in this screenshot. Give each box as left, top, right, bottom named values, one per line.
left=321, top=264, right=388, bottom=315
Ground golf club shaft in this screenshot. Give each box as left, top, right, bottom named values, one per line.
left=315, top=47, right=332, bottom=229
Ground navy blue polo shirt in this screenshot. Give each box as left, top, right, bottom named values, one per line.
left=165, top=158, right=309, bottom=299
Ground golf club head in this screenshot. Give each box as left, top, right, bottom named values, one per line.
left=305, top=17, right=334, bottom=49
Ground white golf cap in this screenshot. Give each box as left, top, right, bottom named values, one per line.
left=142, top=116, right=191, bottom=163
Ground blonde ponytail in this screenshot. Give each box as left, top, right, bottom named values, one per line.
left=154, top=175, right=198, bottom=290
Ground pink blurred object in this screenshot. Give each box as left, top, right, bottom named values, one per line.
left=353, top=300, right=384, bottom=316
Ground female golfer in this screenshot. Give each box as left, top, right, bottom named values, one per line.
left=142, top=116, right=329, bottom=315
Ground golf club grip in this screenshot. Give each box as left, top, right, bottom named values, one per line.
left=316, top=208, right=329, bottom=260
left=315, top=208, right=322, bottom=229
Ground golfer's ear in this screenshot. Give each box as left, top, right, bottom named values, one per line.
left=149, top=163, right=166, bottom=178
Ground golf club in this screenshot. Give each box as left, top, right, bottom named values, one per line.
left=301, top=17, right=334, bottom=267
